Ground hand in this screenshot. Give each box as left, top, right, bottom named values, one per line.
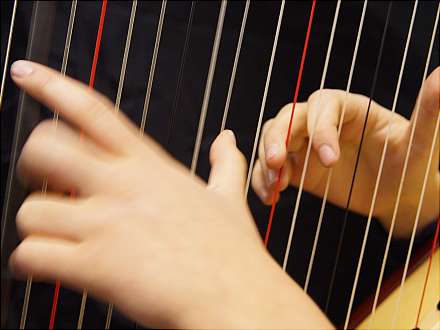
left=9, top=61, right=332, bottom=329
left=252, top=68, right=439, bottom=237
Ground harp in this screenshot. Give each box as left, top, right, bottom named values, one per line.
left=0, top=1, right=438, bottom=329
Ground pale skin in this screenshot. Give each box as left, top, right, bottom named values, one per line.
left=252, top=67, right=439, bottom=238
left=7, top=60, right=439, bottom=329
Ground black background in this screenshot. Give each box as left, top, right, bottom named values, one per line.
left=1, top=1, right=438, bottom=329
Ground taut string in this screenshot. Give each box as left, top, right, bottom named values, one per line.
left=0, top=0, right=18, bottom=110
left=165, top=1, right=196, bottom=148
left=368, top=5, right=439, bottom=327
left=244, top=0, right=286, bottom=196
left=343, top=2, right=418, bottom=328
left=324, top=1, right=393, bottom=314
left=190, top=0, right=228, bottom=175
left=282, top=0, right=341, bottom=271
left=76, top=1, right=108, bottom=329
left=220, top=0, right=250, bottom=132
left=304, top=0, right=368, bottom=294
left=140, top=0, right=167, bottom=135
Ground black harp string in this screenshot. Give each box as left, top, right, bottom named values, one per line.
left=369, top=4, right=439, bottom=327
left=343, top=1, right=418, bottom=328
left=0, top=0, right=18, bottom=110
left=105, top=1, right=138, bottom=328
left=324, top=1, right=393, bottom=314
left=304, top=0, right=369, bottom=294
left=165, top=1, right=196, bottom=149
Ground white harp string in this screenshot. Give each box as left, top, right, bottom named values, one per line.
left=220, top=0, right=250, bottom=132
left=343, top=2, right=418, bottom=328
left=393, top=100, right=439, bottom=329
left=115, top=0, right=137, bottom=112
left=0, top=0, right=18, bottom=110
left=282, top=0, right=341, bottom=271
left=304, top=0, right=368, bottom=293
left=105, top=2, right=138, bottom=328
left=140, top=0, right=167, bottom=135
left=190, top=0, right=227, bottom=175
left=19, top=1, right=78, bottom=329
left=369, top=4, right=439, bottom=327
left=244, top=0, right=285, bottom=195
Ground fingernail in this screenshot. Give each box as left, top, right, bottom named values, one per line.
left=223, top=129, right=236, bottom=143
left=267, top=169, right=277, bottom=185
left=11, top=61, right=34, bottom=78
left=259, top=188, right=268, bottom=201
left=266, top=144, right=280, bottom=160
left=318, top=144, right=336, bottom=166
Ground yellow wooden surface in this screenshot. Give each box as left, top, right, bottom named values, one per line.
left=357, top=249, right=439, bottom=330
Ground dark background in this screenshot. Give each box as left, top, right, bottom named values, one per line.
left=1, top=0, right=438, bottom=329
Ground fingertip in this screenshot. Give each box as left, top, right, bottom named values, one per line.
left=265, top=143, right=286, bottom=169
left=10, top=60, right=34, bottom=79
left=318, top=144, right=339, bottom=167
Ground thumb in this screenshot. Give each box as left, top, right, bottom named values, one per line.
left=208, top=130, right=247, bottom=200
left=412, top=67, right=440, bottom=151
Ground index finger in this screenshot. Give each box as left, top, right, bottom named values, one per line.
left=10, top=60, right=139, bottom=154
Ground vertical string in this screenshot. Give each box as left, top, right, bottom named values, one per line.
left=243, top=0, right=286, bottom=195
left=114, top=0, right=137, bottom=112
left=369, top=5, right=439, bottom=327
left=190, top=0, right=227, bottom=175
left=165, top=1, right=196, bottom=147
left=18, top=1, right=78, bottom=329
left=304, top=0, right=368, bottom=293
left=139, top=0, right=167, bottom=135
left=391, top=112, right=440, bottom=329
left=76, top=2, right=108, bottom=329
left=415, top=216, right=439, bottom=329
left=282, top=0, right=340, bottom=270
left=343, top=2, right=418, bottom=328
left=0, top=0, right=18, bottom=110
left=105, top=2, right=137, bottom=328
left=220, top=0, right=250, bottom=132
left=324, top=1, right=393, bottom=314
left=20, top=2, right=77, bottom=323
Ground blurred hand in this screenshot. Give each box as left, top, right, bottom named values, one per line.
left=9, top=61, right=332, bottom=329
left=252, top=68, right=439, bottom=237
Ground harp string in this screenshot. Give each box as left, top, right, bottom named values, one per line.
left=190, top=0, right=227, bottom=175
left=260, top=1, right=316, bottom=246
left=324, top=1, right=393, bottom=314
left=165, top=1, right=196, bottom=148
left=105, top=1, right=138, bottom=328
left=19, top=1, right=77, bottom=328
left=304, top=0, right=368, bottom=294
left=282, top=0, right=341, bottom=271
left=220, top=0, right=250, bottom=132
left=0, top=0, right=18, bottom=110
left=391, top=98, right=440, bottom=329
left=415, top=216, right=439, bottom=329
left=140, top=0, right=167, bottom=135
left=243, top=0, right=286, bottom=196
left=76, top=1, right=108, bottom=329
left=368, top=5, right=439, bottom=327
left=343, top=2, right=419, bottom=328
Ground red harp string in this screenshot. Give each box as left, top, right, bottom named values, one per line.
left=264, top=0, right=316, bottom=246
left=48, top=1, right=108, bottom=329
